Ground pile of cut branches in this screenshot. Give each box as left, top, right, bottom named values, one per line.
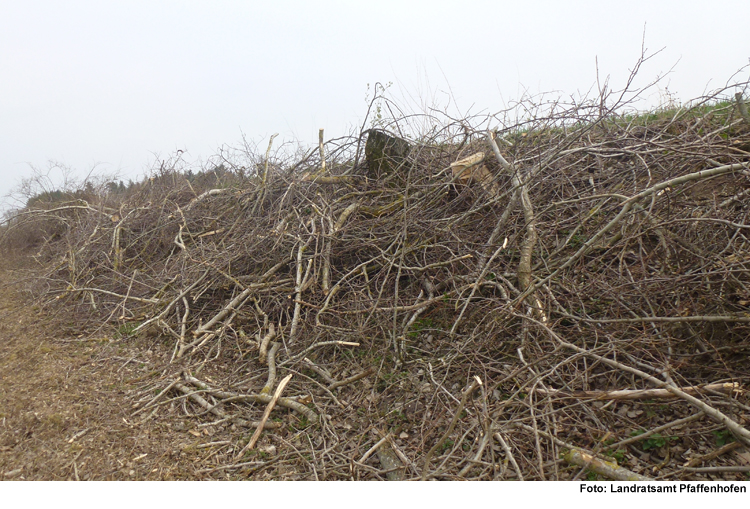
left=3, top=79, right=750, bottom=481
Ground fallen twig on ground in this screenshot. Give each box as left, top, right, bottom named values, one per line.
left=237, top=374, right=293, bottom=458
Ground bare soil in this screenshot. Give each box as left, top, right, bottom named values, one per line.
left=0, top=270, right=223, bottom=480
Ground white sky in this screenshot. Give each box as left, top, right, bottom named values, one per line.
left=1, top=0, right=749, bottom=208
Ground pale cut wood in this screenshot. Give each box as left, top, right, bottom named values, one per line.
left=319, top=128, right=326, bottom=173
left=450, top=152, right=501, bottom=197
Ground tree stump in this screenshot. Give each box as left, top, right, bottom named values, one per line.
left=364, top=129, right=411, bottom=180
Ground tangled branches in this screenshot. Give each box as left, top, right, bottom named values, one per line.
left=3, top=81, right=750, bottom=480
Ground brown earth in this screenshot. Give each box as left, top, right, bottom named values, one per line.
left=0, top=269, right=239, bottom=480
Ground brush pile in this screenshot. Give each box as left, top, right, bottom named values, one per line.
left=3, top=82, right=750, bottom=480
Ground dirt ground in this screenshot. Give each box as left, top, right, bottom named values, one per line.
left=0, top=270, right=235, bottom=481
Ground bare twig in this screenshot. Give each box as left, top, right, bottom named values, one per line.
left=421, top=376, right=482, bottom=480
left=236, top=374, right=293, bottom=458
left=258, top=323, right=276, bottom=364
left=563, top=449, right=652, bottom=481
left=684, top=441, right=743, bottom=468
left=328, top=367, right=375, bottom=390
left=494, top=433, right=524, bottom=481
left=535, top=383, right=742, bottom=401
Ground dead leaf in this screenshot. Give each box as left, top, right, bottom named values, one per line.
left=260, top=445, right=277, bottom=455
left=734, top=448, right=750, bottom=465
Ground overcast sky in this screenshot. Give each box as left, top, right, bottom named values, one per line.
left=1, top=0, right=749, bottom=208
